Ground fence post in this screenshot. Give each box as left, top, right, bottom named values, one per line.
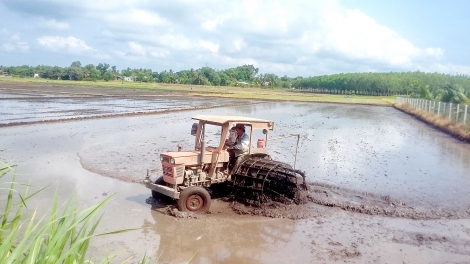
left=438, top=102, right=441, bottom=115
left=456, top=104, right=460, bottom=122
left=449, top=103, right=452, bottom=120
left=464, top=105, right=468, bottom=126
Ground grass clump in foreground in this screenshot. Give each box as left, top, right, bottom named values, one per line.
left=0, top=159, right=150, bottom=263
left=394, top=103, right=470, bottom=142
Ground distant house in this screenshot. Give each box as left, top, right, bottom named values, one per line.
left=117, top=76, right=133, bottom=82
left=236, top=81, right=249, bottom=86
left=33, top=73, right=39, bottom=78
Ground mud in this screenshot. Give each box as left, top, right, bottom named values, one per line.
left=1, top=83, right=470, bottom=263
left=0, top=85, right=261, bottom=127
left=146, top=180, right=470, bottom=221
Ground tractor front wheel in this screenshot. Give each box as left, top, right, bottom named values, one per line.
left=178, top=186, right=211, bottom=213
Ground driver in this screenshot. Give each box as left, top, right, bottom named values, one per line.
left=225, top=123, right=250, bottom=171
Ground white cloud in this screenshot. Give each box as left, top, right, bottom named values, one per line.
left=16, top=42, right=30, bottom=52
left=2, top=42, right=30, bottom=52
left=2, top=0, right=467, bottom=75
left=149, top=50, right=169, bottom=58
left=9, top=34, right=21, bottom=42
left=418, top=62, right=470, bottom=75
left=0, top=28, right=9, bottom=36
left=2, top=33, right=30, bottom=52
left=93, top=53, right=111, bottom=59
left=37, top=36, right=95, bottom=53
left=42, top=19, right=69, bottom=30
left=124, top=41, right=169, bottom=59
left=200, top=40, right=219, bottom=53
left=104, top=8, right=168, bottom=28
left=2, top=43, right=15, bottom=52
left=320, top=9, right=419, bottom=66
left=201, top=13, right=232, bottom=31
left=128, top=41, right=146, bottom=56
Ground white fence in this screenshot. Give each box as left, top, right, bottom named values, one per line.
left=396, top=97, right=469, bottom=127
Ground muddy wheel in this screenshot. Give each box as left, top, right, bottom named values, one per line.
left=177, top=186, right=211, bottom=213
left=231, top=157, right=309, bottom=206
left=249, top=153, right=271, bottom=160
left=152, top=177, right=165, bottom=199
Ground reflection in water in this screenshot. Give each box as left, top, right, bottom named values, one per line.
left=141, top=208, right=294, bottom=263
left=0, top=94, right=261, bottom=125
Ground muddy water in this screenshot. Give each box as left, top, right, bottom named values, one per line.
left=252, top=103, right=470, bottom=210
left=0, top=96, right=253, bottom=124
left=76, top=102, right=470, bottom=211
left=1, top=90, right=470, bottom=262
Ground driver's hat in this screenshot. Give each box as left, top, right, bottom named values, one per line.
left=235, top=123, right=245, bottom=131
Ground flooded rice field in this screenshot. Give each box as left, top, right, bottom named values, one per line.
left=1, top=85, right=470, bottom=263
left=0, top=86, right=252, bottom=125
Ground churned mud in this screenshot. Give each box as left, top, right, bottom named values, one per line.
left=145, top=180, right=470, bottom=221
left=2, top=83, right=470, bottom=263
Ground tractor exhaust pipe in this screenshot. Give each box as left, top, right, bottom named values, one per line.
left=199, top=139, right=206, bottom=164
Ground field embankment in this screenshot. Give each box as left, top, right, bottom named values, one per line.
left=0, top=77, right=394, bottom=106
left=394, top=102, right=470, bottom=142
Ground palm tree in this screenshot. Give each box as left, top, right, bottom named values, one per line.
left=435, top=83, right=469, bottom=104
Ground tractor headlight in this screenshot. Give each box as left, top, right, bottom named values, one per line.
left=160, top=156, right=164, bottom=161
left=170, top=158, right=175, bottom=164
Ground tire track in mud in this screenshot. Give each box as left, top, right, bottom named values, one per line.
left=228, top=181, right=470, bottom=221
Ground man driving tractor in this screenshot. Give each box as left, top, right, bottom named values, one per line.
left=225, top=123, right=250, bottom=171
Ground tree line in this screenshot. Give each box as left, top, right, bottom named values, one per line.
left=1, top=62, right=469, bottom=103
left=293, top=71, right=470, bottom=103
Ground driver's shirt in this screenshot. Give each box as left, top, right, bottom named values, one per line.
left=232, top=133, right=250, bottom=157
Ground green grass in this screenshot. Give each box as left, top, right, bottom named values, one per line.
left=0, top=159, right=150, bottom=263
left=0, top=77, right=395, bottom=106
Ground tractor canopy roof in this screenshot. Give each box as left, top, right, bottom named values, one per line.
left=192, top=115, right=274, bottom=130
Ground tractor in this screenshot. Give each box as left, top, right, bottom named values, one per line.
left=144, top=115, right=308, bottom=213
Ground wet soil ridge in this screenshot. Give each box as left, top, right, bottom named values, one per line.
left=305, top=182, right=470, bottom=220
left=229, top=182, right=470, bottom=220
left=394, top=103, right=470, bottom=143
left=0, top=101, right=261, bottom=128
left=391, top=231, right=470, bottom=256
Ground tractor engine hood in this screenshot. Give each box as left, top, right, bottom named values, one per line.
left=160, top=151, right=200, bottom=165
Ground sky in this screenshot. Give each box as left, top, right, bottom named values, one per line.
left=0, top=0, right=469, bottom=77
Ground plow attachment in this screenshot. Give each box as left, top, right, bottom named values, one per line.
left=231, top=155, right=309, bottom=206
